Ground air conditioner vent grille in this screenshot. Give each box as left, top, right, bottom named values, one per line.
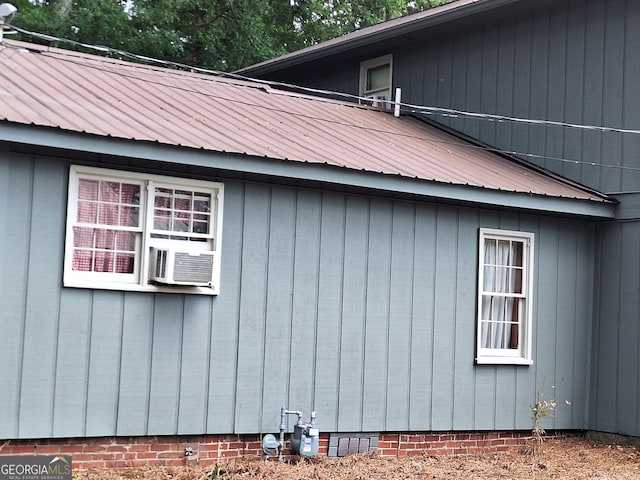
left=150, top=247, right=215, bottom=286
left=173, top=252, right=214, bottom=283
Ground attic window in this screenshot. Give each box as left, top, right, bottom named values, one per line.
left=359, top=54, right=392, bottom=109
left=64, top=165, right=224, bottom=295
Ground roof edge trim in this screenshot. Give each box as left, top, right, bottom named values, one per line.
left=0, top=124, right=615, bottom=219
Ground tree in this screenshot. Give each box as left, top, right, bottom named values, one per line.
left=10, top=0, right=452, bottom=71
left=12, top=0, right=133, bottom=49
left=125, top=0, right=294, bottom=71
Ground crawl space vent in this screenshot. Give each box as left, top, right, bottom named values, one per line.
left=328, top=433, right=379, bottom=457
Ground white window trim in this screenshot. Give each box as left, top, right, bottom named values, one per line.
left=64, top=165, right=224, bottom=295
left=359, top=54, right=393, bottom=109
left=476, top=228, right=534, bottom=365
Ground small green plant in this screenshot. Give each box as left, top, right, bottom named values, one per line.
left=531, top=390, right=557, bottom=443
left=530, top=385, right=571, bottom=444
left=207, top=464, right=229, bottom=479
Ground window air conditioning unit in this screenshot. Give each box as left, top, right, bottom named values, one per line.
left=365, top=95, right=389, bottom=108
left=151, top=247, right=214, bottom=287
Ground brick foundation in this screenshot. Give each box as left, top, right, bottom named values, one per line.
left=0, top=431, right=532, bottom=468
left=378, top=431, right=530, bottom=456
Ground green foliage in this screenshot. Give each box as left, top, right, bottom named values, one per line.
left=290, top=0, right=450, bottom=47
left=124, top=0, right=293, bottom=70
left=12, top=0, right=132, bottom=48
left=10, top=0, right=453, bottom=71
left=530, top=390, right=557, bottom=442
left=207, top=464, right=229, bottom=479
left=530, top=385, right=571, bottom=445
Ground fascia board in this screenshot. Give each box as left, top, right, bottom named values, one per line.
left=0, top=123, right=615, bottom=219
left=236, top=0, right=522, bottom=76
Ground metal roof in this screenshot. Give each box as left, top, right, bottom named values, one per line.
left=0, top=40, right=612, bottom=215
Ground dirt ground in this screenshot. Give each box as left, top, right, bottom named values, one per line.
left=74, top=436, right=640, bottom=480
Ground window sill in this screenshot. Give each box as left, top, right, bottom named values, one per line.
left=475, top=356, right=533, bottom=366
left=63, top=280, right=219, bottom=296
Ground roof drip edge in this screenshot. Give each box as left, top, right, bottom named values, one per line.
left=0, top=124, right=616, bottom=219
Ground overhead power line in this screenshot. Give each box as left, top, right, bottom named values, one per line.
left=5, top=25, right=640, bottom=175
left=8, top=23, right=640, bottom=136
left=407, top=105, right=640, bottom=135
left=9, top=24, right=640, bottom=136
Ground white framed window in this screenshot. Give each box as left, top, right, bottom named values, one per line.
left=64, top=165, right=224, bottom=295
left=476, top=228, right=534, bottom=365
left=359, top=54, right=393, bottom=109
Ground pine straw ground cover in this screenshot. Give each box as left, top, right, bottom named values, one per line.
left=74, top=436, right=640, bottom=480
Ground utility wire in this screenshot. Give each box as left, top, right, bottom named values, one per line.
left=6, top=24, right=640, bottom=175
left=407, top=105, right=640, bottom=135
left=9, top=23, right=640, bottom=136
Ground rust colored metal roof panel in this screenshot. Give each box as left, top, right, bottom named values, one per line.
left=0, top=41, right=607, bottom=204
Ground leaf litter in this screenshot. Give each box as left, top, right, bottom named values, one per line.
left=74, top=436, right=640, bottom=480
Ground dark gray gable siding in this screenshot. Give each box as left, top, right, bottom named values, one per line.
left=592, top=221, right=640, bottom=437
left=0, top=149, right=594, bottom=438
left=264, top=0, right=640, bottom=195
left=391, top=0, right=640, bottom=196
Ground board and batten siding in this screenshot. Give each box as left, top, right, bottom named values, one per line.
left=591, top=219, right=640, bottom=437
left=388, top=0, right=640, bottom=438
left=276, top=0, right=640, bottom=438
left=391, top=0, right=640, bottom=196
left=0, top=152, right=593, bottom=439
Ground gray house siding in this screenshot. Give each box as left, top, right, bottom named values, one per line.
left=592, top=219, right=640, bottom=437
left=1, top=148, right=593, bottom=439
left=390, top=0, right=639, bottom=437
left=257, top=0, right=640, bottom=437
left=393, top=0, right=640, bottom=195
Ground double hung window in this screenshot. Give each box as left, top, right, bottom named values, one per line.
left=64, top=165, right=223, bottom=294
left=476, top=228, right=534, bottom=365
left=72, top=176, right=142, bottom=280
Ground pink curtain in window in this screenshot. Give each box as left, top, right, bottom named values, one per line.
left=73, top=180, right=139, bottom=274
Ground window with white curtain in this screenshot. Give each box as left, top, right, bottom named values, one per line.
left=476, top=228, right=534, bottom=365
left=64, top=165, right=224, bottom=295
